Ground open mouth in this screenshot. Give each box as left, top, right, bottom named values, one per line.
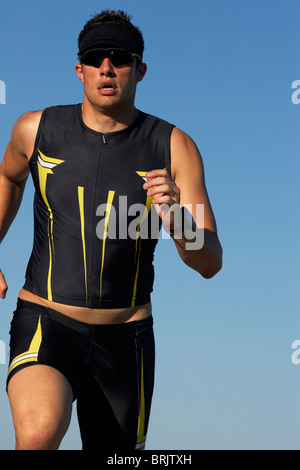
left=99, top=81, right=117, bottom=92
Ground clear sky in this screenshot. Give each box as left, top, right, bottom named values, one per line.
left=0, top=0, right=299, bottom=450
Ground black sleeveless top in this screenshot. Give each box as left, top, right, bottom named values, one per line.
left=23, top=104, right=174, bottom=308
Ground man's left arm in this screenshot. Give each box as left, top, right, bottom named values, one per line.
left=143, top=127, right=222, bottom=278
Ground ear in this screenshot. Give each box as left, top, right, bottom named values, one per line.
left=136, top=63, right=147, bottom=83
left=75, top=63, right=84, bottom=84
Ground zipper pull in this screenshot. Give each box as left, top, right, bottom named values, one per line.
left=102, top=134, right=107, bottom=144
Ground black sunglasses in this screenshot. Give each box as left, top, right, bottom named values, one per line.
left=81, top=48, right=142, bottom=68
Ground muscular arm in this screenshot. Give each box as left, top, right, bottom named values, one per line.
left=144, top=127, right=222, bottom=278
left=0, top=111, right=42, bottom=298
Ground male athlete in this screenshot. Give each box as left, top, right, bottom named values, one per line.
left=0, top=10, right=222, bottom=450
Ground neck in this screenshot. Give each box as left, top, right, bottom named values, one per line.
left=81, top=98, right=138, bottom=133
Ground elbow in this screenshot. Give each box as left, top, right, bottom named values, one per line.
left=200, top=259, right=222, bottom=279
left=176, top=230, right=223, bottom=278
left=181, top=251, right=223, bottom=278
left=199, top=246, right=223, bottom=279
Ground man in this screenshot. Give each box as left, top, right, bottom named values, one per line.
left=0, top=10, right=222, bottom=450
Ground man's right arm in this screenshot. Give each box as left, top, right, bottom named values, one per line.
left=0, top=110, right=42, bottom=298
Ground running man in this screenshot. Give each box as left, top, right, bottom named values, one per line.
left=0, top=10, right=222, bottom=450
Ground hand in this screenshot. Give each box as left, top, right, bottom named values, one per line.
left=143, top=169, right=180, bottom=206
left=143, top=169, right=181, bottom=232
left=0, top=270, right=8, bottom=299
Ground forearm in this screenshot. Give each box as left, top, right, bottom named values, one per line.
left=0, top=170, right=27, bottom=243
left=173, top=228, right=223, bottom=278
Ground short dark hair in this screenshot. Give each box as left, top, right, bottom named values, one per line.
left=78, top=10, right=144, bottom=56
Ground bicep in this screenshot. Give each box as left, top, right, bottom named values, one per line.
left=1, top=141, right=29, bottom=185
left=171, top=127, right=218, bottom=233
left=0, top=111, right=42, bottom=185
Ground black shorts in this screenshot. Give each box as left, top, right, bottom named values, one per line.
left=7, top=299, right=155, bottom=450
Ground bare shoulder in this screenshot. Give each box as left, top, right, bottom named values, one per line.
left=11, top=110, right=43, bottom=159
left=170, top=127, right=204, bottom=180
left=1, top=110, right=43, bottom=183
left=170, top=128, right=218, bottom=235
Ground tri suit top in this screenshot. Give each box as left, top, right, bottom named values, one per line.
left=23, top=104, right=175, bottom=308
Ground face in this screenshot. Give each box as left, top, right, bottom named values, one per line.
left=75, top=51, right=147, bottom=113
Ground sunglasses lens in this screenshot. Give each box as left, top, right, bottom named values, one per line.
left=111, top=50, right=134, bottom=66
left=82, top=51, right=101, bottom=67
left=82, top=49, right=134, bottom=67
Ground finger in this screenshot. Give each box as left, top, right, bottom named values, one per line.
left=152, top=194, right=175, bottom=206
left=143, top=176, right=169, bottom=191
left=147, top=183, right=171, bottom=197
left=146, top=169, right=168, bottom=179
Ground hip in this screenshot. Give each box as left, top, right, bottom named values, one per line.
left=19, top=288, right=151, bottom=325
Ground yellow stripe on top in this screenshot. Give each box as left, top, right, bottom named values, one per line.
left=131, top=191, right=153, bottom=307
left=7, top=315, right=42, bottom=379
left=136, top=349, right=147, bottom=450
left=78, top=186, right=88, bottom=303
left=37, top=149, right=64, bottom=301
left=99, top=190, right=115, bottom=302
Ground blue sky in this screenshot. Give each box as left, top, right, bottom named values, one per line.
left=0, top=0, right=299, bottom=450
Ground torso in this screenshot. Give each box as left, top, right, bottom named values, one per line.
left=19, top=105, right=174, bottom=323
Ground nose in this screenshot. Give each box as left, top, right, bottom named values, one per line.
left=99, top=57, right=115, bottom=76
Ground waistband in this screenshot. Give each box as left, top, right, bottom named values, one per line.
left=15, top=298, right=153, bottom=336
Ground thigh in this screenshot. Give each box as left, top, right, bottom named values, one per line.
left=6, top=299, right=83, bottom=448
left=77, top=317, right=155, bottom=450
left=7, top=364, right=73, bottom=449
left=7, top=299, right=88, bottom=398
left=77, top=373, right=132, bottom=450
